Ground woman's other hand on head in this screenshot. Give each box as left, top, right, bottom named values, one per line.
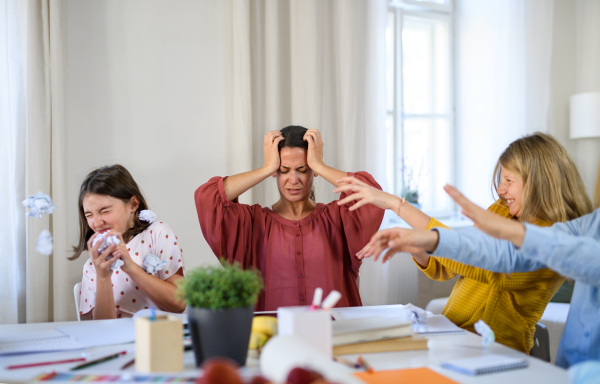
left=334, top=176, right=399, bottom=211
left=263, top=131, right=284, bottom=174
left=303, top=129, right=325, bottom=170
left=444, top=184, right=525, bottom=246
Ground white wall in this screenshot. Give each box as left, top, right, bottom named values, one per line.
left=65, top=0, right=227, bottom=289
left=549, top=0, right=600, bottom=199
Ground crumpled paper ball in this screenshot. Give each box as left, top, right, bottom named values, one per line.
left=36, top=230, right=53, bottom=255
left=143, top=254, right=167, bottom=274
left=22, top=192, right=56, bottom=218
left=474, top=319, right=495, bottom=348
left=92, top=233, right=123, bottom=270
left=139, top=210, right=156, bottom=224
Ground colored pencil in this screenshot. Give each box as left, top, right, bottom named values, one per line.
left=358, top=355, right=374, bottom=373
left=7, top=357, right=86, bottom=370
left=121, top=358, right=135, bottom=370
left=34, top=371, right=58, bottom=381
left=70, top=351, right=127, bottom=371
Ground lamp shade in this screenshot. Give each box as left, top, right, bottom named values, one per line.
left=570, top=92, right=600, bottom=139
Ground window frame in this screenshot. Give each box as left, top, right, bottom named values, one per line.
left=387, top=0, right=456, bottom=219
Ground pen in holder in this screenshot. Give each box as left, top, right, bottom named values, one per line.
left=135, top=315, right=183, bottom=372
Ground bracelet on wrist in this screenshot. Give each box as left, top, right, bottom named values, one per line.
left=396, top=197, right=406, bottom=217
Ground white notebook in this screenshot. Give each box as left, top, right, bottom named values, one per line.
left=441, top=354, right=529, bottom=375
left=0, top=330, right=84, bottom=356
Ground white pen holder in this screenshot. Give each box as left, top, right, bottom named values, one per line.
left=277, top=306, right=332, bottom=357
left=135, top=315, right=183, bottom=372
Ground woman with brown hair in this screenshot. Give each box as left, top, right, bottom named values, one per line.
left=337, top=132, right=593, bottom=353
left=195, top=126, right=385, bottom=311
left=71, top=165, right=185, bottom=319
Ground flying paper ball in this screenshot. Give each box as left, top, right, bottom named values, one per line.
left=36, top=230, right=53, bottom=255
left=22, top=192, right=56, bottom=218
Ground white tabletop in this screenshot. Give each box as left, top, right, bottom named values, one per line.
left=0, top=320, right=568, bottom=384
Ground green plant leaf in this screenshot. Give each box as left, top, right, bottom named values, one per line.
left=178, top=258, right=264, bottom=310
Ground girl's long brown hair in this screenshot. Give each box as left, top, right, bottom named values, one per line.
left=70, top=165, right=151, bottom=261
left=492, top=132, right=593, bottom=224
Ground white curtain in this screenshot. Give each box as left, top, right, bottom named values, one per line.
left=223, top=0, right=389, bottom=305
left=0, top=0, right=26, bottom=324
left=455, top=0, right=555, bottom=207
left=0, top=0, right=68, bottom=324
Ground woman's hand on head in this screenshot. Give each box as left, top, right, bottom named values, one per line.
left=357, top=227, right=439, bottom=263
left=444, top=184, right=526, bottom=246
left=263, top=131, right=285, bottom=174
left=87, top=233, right=119, bottom=281
left=303, top=129, right=325, bottom=170
left=334, top=176, right=400, bottom=211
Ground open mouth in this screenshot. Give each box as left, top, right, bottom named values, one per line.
left=505, top=198, right=515, bottom=206
left=97, top=228, right=111, bottom=234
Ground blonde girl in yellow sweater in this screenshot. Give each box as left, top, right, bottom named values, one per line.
left=334, top=132, right=592, bottom=353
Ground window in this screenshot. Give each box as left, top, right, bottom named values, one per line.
left=386, top=0, right=454, bottom=217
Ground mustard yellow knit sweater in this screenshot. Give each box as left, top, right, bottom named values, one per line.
left=418, top=200, right=565, bottom=353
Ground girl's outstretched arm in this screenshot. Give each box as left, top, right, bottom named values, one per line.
left=334, top=176, right=431, bottom=229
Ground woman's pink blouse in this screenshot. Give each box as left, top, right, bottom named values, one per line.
left=194, top=172, right=385, bottom=311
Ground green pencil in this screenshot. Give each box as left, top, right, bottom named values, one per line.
left=70, top=351, right=127, bottom=371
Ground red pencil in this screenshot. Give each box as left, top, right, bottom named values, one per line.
left=33, top=371, right=59, bottom=381
left=8, top=357, right=86, bottom=370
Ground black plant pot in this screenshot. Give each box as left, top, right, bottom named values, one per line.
left=187, top=306, right=254, bottom=367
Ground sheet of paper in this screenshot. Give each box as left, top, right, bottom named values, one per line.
left=416, top=315, right=466, bottom=335
left=0, top=330, right=84, bottom=356
left=329, top=304, right=409, bottom=320
left=56, top=319, right=134, bottom=348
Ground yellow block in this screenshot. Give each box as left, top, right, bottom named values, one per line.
left=135, top=315, right=183, bottom=372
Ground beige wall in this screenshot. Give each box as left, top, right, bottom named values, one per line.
left=550, top=0, right=600, bottom=199
left=64, top=0, right=227, bottom=295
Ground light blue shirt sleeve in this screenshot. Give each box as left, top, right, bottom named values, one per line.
left=432, top=209, right=600, bottom=287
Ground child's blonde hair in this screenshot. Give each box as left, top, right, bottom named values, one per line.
left=492, top=132, right=592, bottom=223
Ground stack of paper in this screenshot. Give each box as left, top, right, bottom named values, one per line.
left=332, top=317, right=412, bottom=346
left=331, top=317, right=427, bottom=355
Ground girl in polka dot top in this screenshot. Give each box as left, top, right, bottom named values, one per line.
left=70, top=165, right=186, bottom=319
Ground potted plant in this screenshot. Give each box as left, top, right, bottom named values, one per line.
left=179, top=260, right=263, bottom=366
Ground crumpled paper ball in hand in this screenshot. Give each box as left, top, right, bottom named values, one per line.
left=92, top=232, right=123, bottom=270
left=474, top=319, right=495, bottom=348
left=36, top=230, right=53, bottom=255
left=143, top=254, right=167, bottom=274
left=22, top=192, right=56, bottom=218
left=139, top=210, right=157, bottom=224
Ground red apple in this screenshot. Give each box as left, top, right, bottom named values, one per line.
left=196, top=358, right=241, bottom=384
left=287, top=367, right=324, bottom=384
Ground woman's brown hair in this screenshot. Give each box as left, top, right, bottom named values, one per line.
left=70, top=165, right=151, bottom=260
left=492, top=132, right=593, bottom=223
